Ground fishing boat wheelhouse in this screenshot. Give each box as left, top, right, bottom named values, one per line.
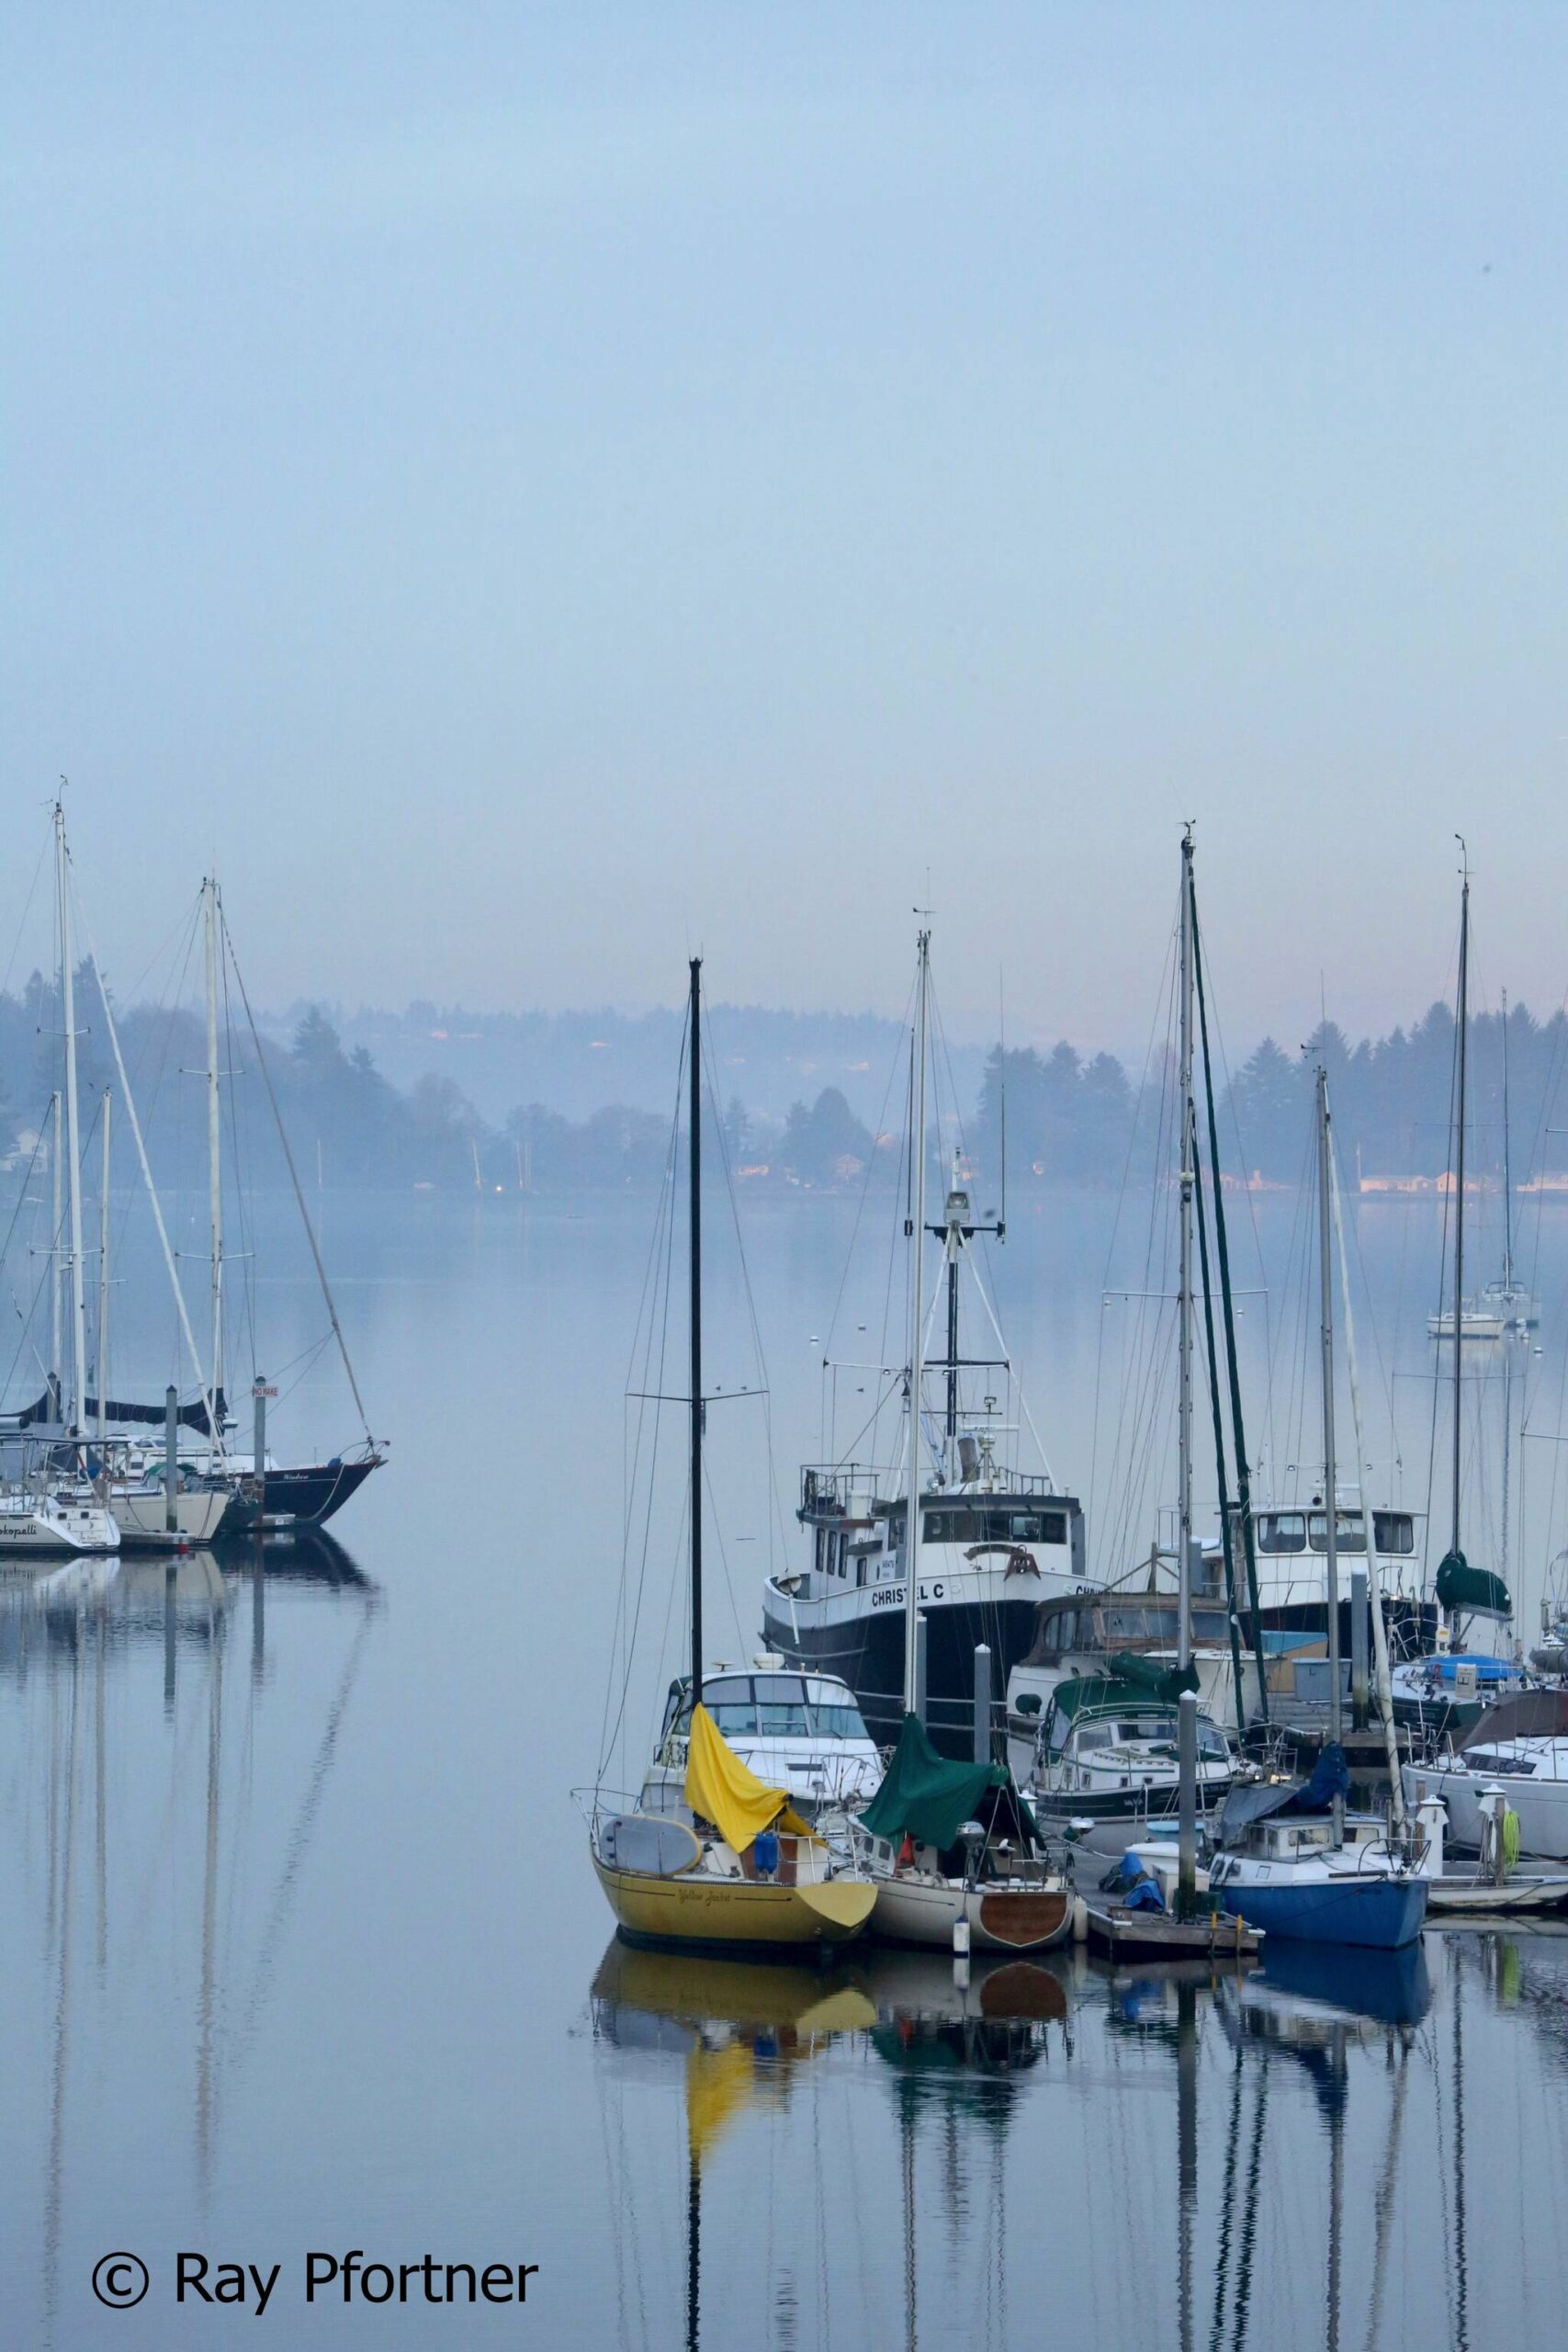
left=763, top=1444, right=1089, bottom=1753
left=1203, top=1502, right=1438, bottom=1659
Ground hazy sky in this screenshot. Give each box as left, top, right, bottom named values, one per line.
left=6, top=6, right=1565, bottom=1052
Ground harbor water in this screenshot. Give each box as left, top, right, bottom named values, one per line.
left=4, top=1186, right=1568, bottom=2348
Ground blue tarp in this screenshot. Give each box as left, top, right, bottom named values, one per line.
left=1218, top=1743, right=1350, bottom=1840
left=1100, top=1849, right=1168, bottom=1912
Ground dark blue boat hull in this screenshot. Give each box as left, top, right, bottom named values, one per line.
left=220, top=1454, right=382, bottom=1533
left=1218, top=1873, right=1427, bottom=1950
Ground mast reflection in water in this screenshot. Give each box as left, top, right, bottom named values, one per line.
left=0, top=1536, right=378, bottom=2348
left=585, top=1922, right=1568, bottom=2351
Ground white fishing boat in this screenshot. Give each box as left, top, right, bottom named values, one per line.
left=1202, top=1500, right=1436, bottom=1659
left=761, top=933, right=1089, bottom=1757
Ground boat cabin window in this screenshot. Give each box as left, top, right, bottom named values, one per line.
left=693, top=1675, right=760, bottom=1736
left=1256, top=1513, right=1307, bottom=1553
left=1372, top=1511, right=1416, bottom=1555
left=1307, top=1511, right=1367, bottom=1554
left=753, top=1673, right=810, bottom=1735
left=922, top=1505, right=1068, bottom=1545
left=812, top=1701, right=871, bottom=1739
left=1199, top=1725, right=1229, bottom=1761
left=672, top=1674, right=869, bottom=1743
left=815, top=1529, right=849, bottom=1577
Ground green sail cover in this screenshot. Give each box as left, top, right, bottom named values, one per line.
left=1103, top=1653, right=1200, bottom=1703
left=1435, top=1548, right=1511, bottom=1620
left=860, top=1713, right=1033, bottom=1850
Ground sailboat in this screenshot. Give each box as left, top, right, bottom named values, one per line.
left=849, top=932, right=1070, bottom=1955
left=0, top=811, right=120, bottom=1553
left=588, top=962, right=875, bottom=1953
left=1427, top=985, right=1539, bottom=1340
left=1016, top=839, right=1246, bottom=1857
left=1211, top=1069, right=1428, bottom=1949
left=1427, top=861, right=1513, bottom=1645
left=66, top=877, right=383, bottom=1534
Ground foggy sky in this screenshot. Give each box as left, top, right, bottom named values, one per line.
left=6, top=6, right=1565, bottom=1054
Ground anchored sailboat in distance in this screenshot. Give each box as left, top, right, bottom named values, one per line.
left=188, top=878, right=385, bottom=1532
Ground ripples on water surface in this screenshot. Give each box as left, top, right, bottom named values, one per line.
left=4, top=1191, right=1568, bottom=2346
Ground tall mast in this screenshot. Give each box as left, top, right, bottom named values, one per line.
left=1317, top=1067, right=1343, bottom=1772
left=1501, top=986, right=1513, bottom=1292
left=688, top=958, right=703, bottom=1715
left=904, top=931, right=931, bottom=1719
left=50, top=1090, right=62, bottom=1408
left=945, top=1169, right=960, bottom=1470
left=1450, top=854, right=1469, bottom=1579
left=204, top=879, right=224, bottom=1416
left=97, top=1091, right=111, bottom=1447
left=1177, top=834, right=1198, bottom=1913
left=1177, top=832, right=1194, bottom=1678
left=54, top=804, right=88, bottom=1440
left=1326, top=1113, right=1405, bottom=1833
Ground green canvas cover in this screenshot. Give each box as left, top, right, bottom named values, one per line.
left=1047, top=1675, right=1165, bottom=1724
left=1103, top=1652, right=1201, bottom=1703
left=1435, top=1548, right=1511, bottom=1621
left=860, top=1713, right=1033, bottom=1849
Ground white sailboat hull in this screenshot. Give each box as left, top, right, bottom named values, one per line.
left=1402, top=1756, right=1568, bottom=1861
left=869, top=1871, right=1071, bottom=1951
left=0, top=1499, right=119, bottom=1555
left=107, top=1487, right=234, bottom=1548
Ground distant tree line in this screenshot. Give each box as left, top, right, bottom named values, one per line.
left=1, top=971, right=1557, bottom=1195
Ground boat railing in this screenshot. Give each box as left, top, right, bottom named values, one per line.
left=800, top=1463, right=1060, bottom=1513
left=800, top=1464, right=897, bottom=1514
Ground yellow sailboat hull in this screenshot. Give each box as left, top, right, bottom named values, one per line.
left=593, top=1854, right=875, bottom=1951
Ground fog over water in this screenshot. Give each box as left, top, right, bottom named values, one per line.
left=7, top=7, right=1568, bottom=1037
left=5, top=1189, right=1568, bottom=2346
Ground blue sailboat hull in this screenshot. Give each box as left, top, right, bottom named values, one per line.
left=1217, top=1874, right=1427, bottom=1950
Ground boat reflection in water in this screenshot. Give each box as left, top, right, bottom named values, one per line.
left=589, top=1917, right=1563, bottom=2351
left=0, top=1534, right=378, bottom=2345
left=591, top=1937, right=1077, bottom=2349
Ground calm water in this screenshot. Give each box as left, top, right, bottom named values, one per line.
left=4, top=1186, right=1568, bottom=2348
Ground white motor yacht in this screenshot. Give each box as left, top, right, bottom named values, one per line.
left=639, top=1661, right=885, bottom=1824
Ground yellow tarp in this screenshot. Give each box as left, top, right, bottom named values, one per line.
left=683, top=1704, right=818, bottom=1853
